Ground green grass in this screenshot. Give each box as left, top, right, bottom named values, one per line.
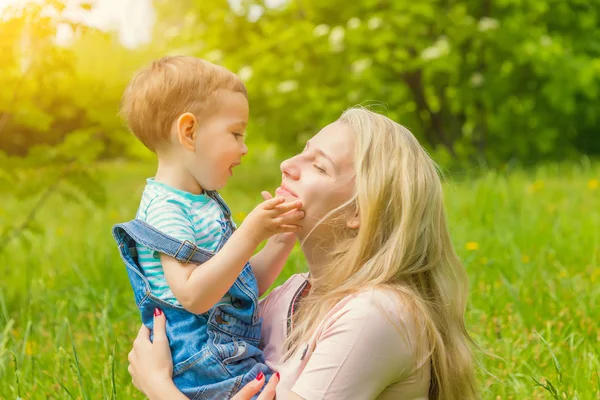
left=0, top=159, right=598, bottom=399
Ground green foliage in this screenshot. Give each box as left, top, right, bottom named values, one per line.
left=1, top=2, right=107, bottom=156
left=1, top=0, right=598, bottom=172
left=153, top=0, right=600, bottom=166
left=0, top=1, right=161, bottom=248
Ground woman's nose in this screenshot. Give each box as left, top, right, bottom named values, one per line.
left=280, top=157, right=300, bottom=179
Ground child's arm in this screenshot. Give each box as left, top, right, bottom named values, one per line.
left=162, top=197, right=303, bottom=315
left=250, top=233, right=296, bottom=296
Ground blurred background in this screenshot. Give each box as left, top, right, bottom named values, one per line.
left=0, top=0, right=598, bottom=399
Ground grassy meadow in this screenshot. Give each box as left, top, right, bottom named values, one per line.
left=0, top=159, right=598, bottom=399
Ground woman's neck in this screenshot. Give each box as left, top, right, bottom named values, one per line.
left=301, top=237, right=333, bottom=281
left=301, top=227, right=356, bottom=282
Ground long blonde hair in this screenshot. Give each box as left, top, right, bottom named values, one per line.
left=283, top=107, right=478, bottom=399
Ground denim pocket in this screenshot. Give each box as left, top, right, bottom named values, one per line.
left=209, top=330, right=268, bottom=382
left=215, top=335, right=249, bottom=366
left=191, top=376, right=244, bottom=400
left=173, top=346, right=239, bottom=399
left=172, top=346, right=212, bottom=377
left=210, top=331, right=247, bottom=364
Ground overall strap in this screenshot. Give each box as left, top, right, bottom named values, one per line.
left=112, top=219, right=213, bottom=264
left=206, top=191, right=232, bottom=220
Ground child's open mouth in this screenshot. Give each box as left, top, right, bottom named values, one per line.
left=229, top=163, right=240, bottom=175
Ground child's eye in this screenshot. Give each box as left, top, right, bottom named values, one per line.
left=232, top=132, right=244, bottom=139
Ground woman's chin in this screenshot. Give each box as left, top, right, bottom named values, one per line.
left=294, top=221, right=317, bottom=242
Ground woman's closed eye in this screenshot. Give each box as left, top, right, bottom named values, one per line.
left=313, top=164, right=328, bottom=174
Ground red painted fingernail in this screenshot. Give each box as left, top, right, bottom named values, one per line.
left=256, top=371, right=264, bottom=381
left=154, top=308, right=163, bottom=316
left=276, top=372, right=280, bottom=379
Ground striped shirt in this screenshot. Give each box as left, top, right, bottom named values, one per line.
left=135, top=179, right=229, bottom=304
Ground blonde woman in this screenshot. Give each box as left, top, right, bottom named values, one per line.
left=127, top=108, right=479, bottom=400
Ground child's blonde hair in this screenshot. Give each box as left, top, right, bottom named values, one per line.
left=284, top=107, right=478, bottom=400
left=120, top=56, right=247, bottom=152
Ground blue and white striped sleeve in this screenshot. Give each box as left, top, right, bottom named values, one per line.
left=144, top=196, right=196, bottom=244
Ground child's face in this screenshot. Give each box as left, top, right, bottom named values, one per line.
left=188, top=90, right=249, bottom=191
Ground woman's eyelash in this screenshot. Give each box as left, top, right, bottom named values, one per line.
left=313, top=164, right=326, bottom=173
left=232, top=133, right=244, bottom=138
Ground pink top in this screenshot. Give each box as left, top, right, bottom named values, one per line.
left=259, top=274, right=430, bottom=400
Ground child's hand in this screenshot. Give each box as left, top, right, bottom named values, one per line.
left=238, top=194, right=304, bottom=246
left=261, top=191, right=299, bottom=247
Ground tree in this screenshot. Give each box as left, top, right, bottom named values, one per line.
left=152, top=0, right=600, bottom=166
left=0, top=0, right=143, bottom=250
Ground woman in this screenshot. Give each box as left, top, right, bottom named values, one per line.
left=127, top=108, right=478, bottom=399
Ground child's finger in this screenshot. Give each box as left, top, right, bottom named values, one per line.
left=278, top=224, right=302, bottom=233
left=272, top=200, right=303, bottom=214
left=277, top=210, right=304, bottom=224
left=262, top=196, right=286, bottom=210
left=261, top=191, right=273, bottom=201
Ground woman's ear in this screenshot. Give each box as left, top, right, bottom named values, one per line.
left=346, top=213, right=360, bottom=230
left=176, top=113, right=198, bottom=151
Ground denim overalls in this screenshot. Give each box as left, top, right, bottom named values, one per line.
left=112, top=191, right=271, bottom=399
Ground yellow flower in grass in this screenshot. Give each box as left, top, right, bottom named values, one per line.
left=588, top=179, right=598, bottom=190
left=559, top=270, right=568, bottom=278
left=521, top=255, right=530, bottom=264
left=25, top=341, right=37, bottom=355
left=465, top=242, right=479, bottom=251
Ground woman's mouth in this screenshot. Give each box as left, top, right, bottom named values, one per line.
left=275, top=183, right=297, bottom=198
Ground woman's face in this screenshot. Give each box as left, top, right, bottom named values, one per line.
left=276, top=121, right=356, bottom=240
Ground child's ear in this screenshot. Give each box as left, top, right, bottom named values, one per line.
left=176, top=113, right=198, bottom=151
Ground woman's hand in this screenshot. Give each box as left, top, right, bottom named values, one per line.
left=127, top=309, right=280, bottom=399
left=231, top=371, right=280, bottom=400
left=128, top=308, right=185, bottom=400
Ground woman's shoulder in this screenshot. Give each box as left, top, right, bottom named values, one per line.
left=344, top=286, right=412, bottom=314
left=272, top=273, right=309, bottom=296
left=259, top=273, right=309, bottom=311
left=312, top=287, right=427, bottom=381
left=327, top=287, right=419, bottom=338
